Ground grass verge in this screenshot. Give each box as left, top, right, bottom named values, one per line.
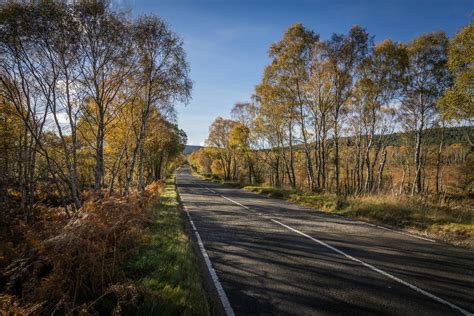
left=125, top=175, right=209, bottom=315
left=243, top=186, right=473, bottom=248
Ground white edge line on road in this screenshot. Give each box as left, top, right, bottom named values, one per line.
left=270, top=218, right=472, bottom=316
left=374, top=224, right=435, bottom=242
left=180, top=201, right=235, bottom=316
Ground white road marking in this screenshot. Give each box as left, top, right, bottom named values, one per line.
left=352, top=219, right=435, bottom=242
left=220, top=182, right=434, bottom=243
left=271, top=218, right=472, bottom=316
left=220, top=195, right=252, bottom=210
left=194, top=181, right=253, bottom=211
left=186, top=174, right=469, bottom=315
left=193, top=180, right=217, bottom=193
left=206, top=187, right=217, bottom=194
left=180, top=200, right=235, bottom=316
left=374, top=224, right=435, bottom=242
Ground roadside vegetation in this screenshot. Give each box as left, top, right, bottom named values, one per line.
left=0, top=1, right=196, bottom=314
left=1, top=182, right=164, bottom=314
left=1, top=176, right=209, bottom=314
left=126, top=175, right=209, bottom=316
left=244, top=186, right=473, bottom=247
left=189, top=22, right=473, bottom=247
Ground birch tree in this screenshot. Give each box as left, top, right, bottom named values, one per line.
left=314, top=26, right=370, bottom=194
left=399, top=32, right=451, bottom=194
left=124, top=15, right=191, bottom=194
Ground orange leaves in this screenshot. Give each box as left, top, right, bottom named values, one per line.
left=1, top=182, right=164, bottom=314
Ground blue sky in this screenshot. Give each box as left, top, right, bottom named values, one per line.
left=120, top=0, right=472, bottom=145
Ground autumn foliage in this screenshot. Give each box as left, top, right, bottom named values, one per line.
left=189, top=22, right=473, bottom=245
left=1, top=182, right=164, bottom=315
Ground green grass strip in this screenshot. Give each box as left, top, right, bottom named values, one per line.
left=126, top=175, right=209, bottom=315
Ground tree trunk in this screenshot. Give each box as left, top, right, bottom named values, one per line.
left=288, top=121, right=296, bottom=189
left=108, top=128, right=131, bottom=195
left=298, top=103, right=314, bottom=190
left=321, top=123, right=327, bottom=191
left=137, top=143, right=145, bottom=191
left=354, top=133, right=362, bottom=194
left=435, top=124, right=445, bottom=195
left=275, top=154, right=280, bottom=187
left=52, top=99, right=81, bottom=210
left=94, top=116, right=105, bottom=192
left=412, top=128, right=423, bottom=195
left=399, top=165, right=406, bottom=195
left=377, top=149, right=387, bottom=192
left=124, top=117, right=147, bottom=195
left=412, top=94, right=425, bottom=195
left=247, top=154, right=253, bottom=184
left=334, top=120, right=340, bottom=194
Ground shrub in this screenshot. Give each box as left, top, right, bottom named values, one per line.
left=0, top=181, right=164, bottom=315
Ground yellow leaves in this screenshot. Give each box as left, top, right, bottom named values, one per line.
left=229, top=123, right=250, bottom=150
left=206, top=117, right=236, bottom=149
left=447, top=23, right=474, bottom=74
left=437, top=23, right=473, bottom=121
left=210, top=160, right=224, bottom=178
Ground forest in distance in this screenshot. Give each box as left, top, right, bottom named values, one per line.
left=188, top=22, right=473, bottom=245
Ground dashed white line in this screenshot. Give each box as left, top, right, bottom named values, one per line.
left=187, top=177, right=469, bottom=315
left=193, top=180, right=217, bottom=193
left=206, top=187, right=217, bottom=194
left=206, top=182, right=434, bottom=243
left=271, top=218, right=472, bottom=316
left=351, top=219, right=435, bottom=242
left=220, top=195, right=252, bottom=210
left=194, top=181, right=252, bottom=211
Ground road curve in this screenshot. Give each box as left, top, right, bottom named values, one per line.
left=176, top=167, right=474, bottom=316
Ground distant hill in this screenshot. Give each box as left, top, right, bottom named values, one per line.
left=348, top=126, right=473, bottom=147
left=182, top=127, right=472, bottom=154
left=183, top=145, right=203, bottom=155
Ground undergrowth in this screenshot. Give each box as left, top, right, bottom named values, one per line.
left=0, top=178, right=208, bottom=315
left=1, top=182, right=164, bottom=314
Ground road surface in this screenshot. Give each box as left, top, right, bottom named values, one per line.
left=176, top=167, right=474, bottom=316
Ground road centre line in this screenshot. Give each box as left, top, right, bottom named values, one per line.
left=220, top=195, right=251, bottom=210
left=193, top=180, right=252, bottom=210
left=192, top=180, right=469, bottom=315
left=193, top=180, right=216, bottom=193
left=270, top=218, right=471, bottom=316
left=206, top=187, right=217, bottom=194
left=196, top=179, right=436, bottom=243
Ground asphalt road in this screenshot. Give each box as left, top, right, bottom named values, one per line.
left=176, top=167, right=474, bottom=316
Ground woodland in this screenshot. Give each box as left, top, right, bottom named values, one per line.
left=189, top=22, right=474, bottom=246
left=0, top=1, right=198, bottom=314
left=0, top=0, right=472, bottom=314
